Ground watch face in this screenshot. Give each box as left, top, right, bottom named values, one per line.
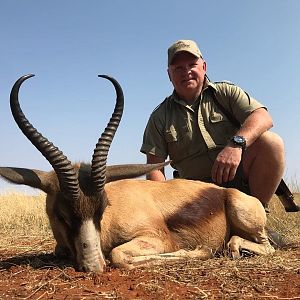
left=234, top=136, right=244, bottom=144
left=232, top=135, right=246, bottom=147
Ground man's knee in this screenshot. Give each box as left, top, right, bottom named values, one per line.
left=246, top=131, right=284, bottom=159
left=243, top=131, right=285, bottom=178
left=255, top=131, right=284, bottom=153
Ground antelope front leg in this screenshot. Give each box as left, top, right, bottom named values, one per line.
left=131, top=246, right=214, bottom=266
left=109, top=237, right=213, bottom=269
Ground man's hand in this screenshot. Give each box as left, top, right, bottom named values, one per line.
left=211, top=108, right=273, bottom=186
left=146, top=153, right=166, bottom=181
left=211, top=145, right=242, bottom=185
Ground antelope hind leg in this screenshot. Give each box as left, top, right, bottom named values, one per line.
left=226, top=189, right=275, bottom=258
left=110, top=237, right=213, bottom=269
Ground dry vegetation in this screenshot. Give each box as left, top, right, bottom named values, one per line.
left=0, top=192, right=50, bottom=236
left=0, top=189, right=299, bottom=299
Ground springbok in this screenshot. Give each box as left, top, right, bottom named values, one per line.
left=0, top=74, right=275, bottom=272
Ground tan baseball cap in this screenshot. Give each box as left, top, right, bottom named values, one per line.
left=168, top=40, right=202, bottom=65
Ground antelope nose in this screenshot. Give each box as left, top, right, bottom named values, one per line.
left=79, top=262, right=105, bottom=273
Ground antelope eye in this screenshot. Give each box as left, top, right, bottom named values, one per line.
left=57, top=213, right=66, bottom=223
left=56, top=213, right=71, bottom=227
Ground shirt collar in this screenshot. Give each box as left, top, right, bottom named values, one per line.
left=203, top=76, right=217, bottom=92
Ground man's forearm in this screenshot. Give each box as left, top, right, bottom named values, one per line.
left=237, top=108, right=273, bottom=147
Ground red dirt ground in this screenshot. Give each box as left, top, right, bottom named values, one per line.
left=0, top=237, right=299, bottom=299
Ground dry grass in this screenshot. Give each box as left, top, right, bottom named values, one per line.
left=267, top=193, right=300, bottom=244
left=0, top=191, right=51, bottom=237
left=139, top=248, right=300, bottom=299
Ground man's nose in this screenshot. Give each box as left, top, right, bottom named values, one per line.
left=181, top=65, right=192, bottom=74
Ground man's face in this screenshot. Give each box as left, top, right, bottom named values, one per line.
left=168, top=52, right=206, bottom=101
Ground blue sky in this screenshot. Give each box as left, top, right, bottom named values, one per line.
left=1, top=1, right=300, bottom=193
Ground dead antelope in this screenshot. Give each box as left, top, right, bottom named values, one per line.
left=0, top=74, right=275, bottom=272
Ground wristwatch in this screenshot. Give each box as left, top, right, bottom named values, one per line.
left=231, top=135, right=247, bottom=150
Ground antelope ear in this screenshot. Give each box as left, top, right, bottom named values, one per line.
left=106, top=161, right=170, bottom=182
left=0, top=167, right=59, bottom=194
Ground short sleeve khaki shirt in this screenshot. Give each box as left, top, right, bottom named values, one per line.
left=140, top=80, right=266, bottom=180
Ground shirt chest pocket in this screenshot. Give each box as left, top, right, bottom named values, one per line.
left=208, top=110, right=237, bottom=143
left=209, top=111, right=227, bottom=123
left=165, top=125, right=191, bottom=161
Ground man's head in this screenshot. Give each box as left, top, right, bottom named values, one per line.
left=167, top=40, right=206, bottom=103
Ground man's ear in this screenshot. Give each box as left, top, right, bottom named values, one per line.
left=203, top=60, right=207, bottom=72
